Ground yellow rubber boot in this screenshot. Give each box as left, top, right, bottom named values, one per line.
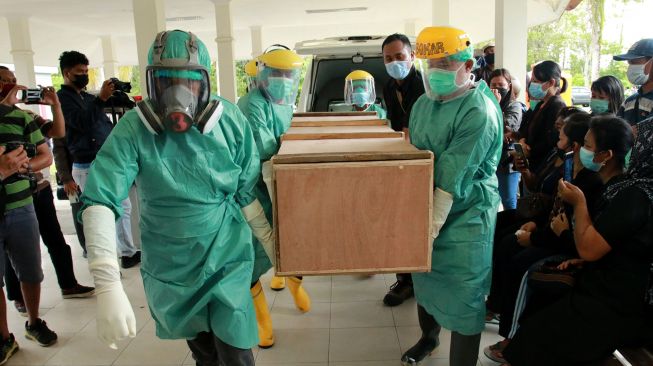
left=287, top=276, right=311, bottom=313
left=251, top=281, right=275, bottom=348
left=270, top=276, right=286, bottom=291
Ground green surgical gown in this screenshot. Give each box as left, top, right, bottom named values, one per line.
left=237, top=88, right=294, bottom=282
left=409, top=81, right=503, bottom=335
left=80, top=96, right=260, bottom=349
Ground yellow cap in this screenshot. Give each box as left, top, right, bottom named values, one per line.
left=258, top=49, right=303, bottom=70
left=415, top=26, right=472, bottom=59
left=244, top=59, right=258, bottom=77
left=346, top=70, right=373, bottom=81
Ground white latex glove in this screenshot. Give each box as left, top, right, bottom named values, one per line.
left=82, top=205, right=136, bottom=349
left=242, top=199, right=276, bottom=265
left=432, top=188, right=453, bottom=240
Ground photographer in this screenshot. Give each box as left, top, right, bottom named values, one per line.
left=0, top=68, right=94, bottom=318
left=0, top=83, right=58, bottom=359
left=56, top=51, right=140, bottom=269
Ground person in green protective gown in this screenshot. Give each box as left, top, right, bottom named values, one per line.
left=77, top=31, right=277, bottom=366
left=400, top=26, right=503, bottom=366
left=344, top=70, right=387, bottom=119
left=236, top=48, right=312, bottom=349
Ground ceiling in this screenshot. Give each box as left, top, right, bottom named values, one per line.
left=0, top=0, right=578, bottom=69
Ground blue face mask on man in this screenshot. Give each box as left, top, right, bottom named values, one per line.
left=352, top=91, right=370, bottom=107
left=385, top=61, right=411, bottom=80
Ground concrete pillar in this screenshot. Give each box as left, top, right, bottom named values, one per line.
left=7, top=17, right=36, bottom=88
left=495, top=0, right=528, bottom=101
left=212, top=0, right=237, bottom=102
left=432, top=0, right=452, bottom=26
left=250, top=25, right=263, bottom=59
left=101, top=35, right=119, bottom=79
left=404, top=19, right=417, bottom=37
left=132, top=0, right=166, bottom=95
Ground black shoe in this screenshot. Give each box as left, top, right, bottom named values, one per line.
left=62, top=284, right=95, bottom=299
left=401, top=336, right=439, bottom=365
left=25, top=319, right=57, bottom=347
left=383, top=281, right=414, bottom=306
left=0, top=334, right=18, bottom=365
left=121, top=251, right=141, bottom=269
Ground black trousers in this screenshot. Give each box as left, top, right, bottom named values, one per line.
left=70, top=201, right=86, bottom=253
left=187, top=332, right=254, bottom=366
left=493, top=232, right=559, bottom=338
left=5, top=186, right=77, bottom=301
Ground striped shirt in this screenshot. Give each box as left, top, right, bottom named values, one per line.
left=0, top=105, right=45, bottom=211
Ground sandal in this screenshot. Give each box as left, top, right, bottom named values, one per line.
left=483, top=339, right=510, bottom=364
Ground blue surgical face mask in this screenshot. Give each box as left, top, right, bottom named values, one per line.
left=579, top=146, right=603, bottom=172
left=352, top=91, right=370, bottom=107
left=528, top=82, right=547, bottom=100
left=385, top=60, right=411, bottom=80
left=590, top=98, right=610, bottom=114
left=265, top=77, right=295, bottom=104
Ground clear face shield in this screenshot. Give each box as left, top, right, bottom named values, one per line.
left=344, top=79, right=376, bottom=108
left=416, top=55, right=475, bottom=101
left=258, top=65, right=301, bottom=105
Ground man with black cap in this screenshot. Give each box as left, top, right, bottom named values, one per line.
left=614, top=38, right=653, bottom=126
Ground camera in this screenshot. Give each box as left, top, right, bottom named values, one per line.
left=19, top=88, right=44, bottom=104
left=4, top=141, right=37, bottom=158
left=110, top=78, right=132, bottom=94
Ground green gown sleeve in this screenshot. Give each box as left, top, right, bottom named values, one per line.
left=229, top=107, right=261, bottom=208
left=244, top=95, right=278, bottom=161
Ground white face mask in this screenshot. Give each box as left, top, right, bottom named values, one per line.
left=627, top=63, right=650, bottom=85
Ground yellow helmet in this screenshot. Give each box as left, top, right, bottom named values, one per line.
left=346, top=70, right=373, bottom=81
left=244, top=59, right=258, bottom=77
left=415, top=26, right=472, bottom=60
left=257, top=49, right=303, bottom=70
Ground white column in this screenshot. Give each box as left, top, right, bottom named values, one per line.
left=404, top=19, right=417, bottom=37
left=432, top=0, right=452, bottom=26
left=101, top=35, right=119, bottom=79
left=495, top=0, right=528, bottom=101
left=132, top=0, right=166, bottom=95
left=213, top=0, right=237, bottom=102
left=7, top=17, right=36, bottom=88
left=250, top=25, right=263, bottom=59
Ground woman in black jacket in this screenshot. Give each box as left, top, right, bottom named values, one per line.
left=503, top=116, right=652, bottom=366
left=490, top=68, right=524, bottom=210
left=518, top=61, right=569, bottom=172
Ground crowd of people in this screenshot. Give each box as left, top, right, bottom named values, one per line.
left=0, top=25, right=651, bottom=366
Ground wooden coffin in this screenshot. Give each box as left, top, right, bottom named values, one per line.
left=291, top=111, right=388, bottom=127
left=271, top=136, right=434, bottom=276
left=281, top=125, right=403, bottom=141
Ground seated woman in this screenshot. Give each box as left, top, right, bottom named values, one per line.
left=485, top=112, right=604, bottom=362
left=503, top=116, right=652, bottom=366
left=343, top=70, right=387, bottom=119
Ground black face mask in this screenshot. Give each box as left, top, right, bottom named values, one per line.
left=484, top=53, right=495, bottom=65
left=71, top=74, right=89, bottom=89
left=556, top=145, right=571, bottom=159
left=496, top=88, right=510, bottom=101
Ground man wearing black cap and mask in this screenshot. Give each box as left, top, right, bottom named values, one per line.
left=56, top=51, right=141, bottom=269
left=614, top=38, right=653, bottom=126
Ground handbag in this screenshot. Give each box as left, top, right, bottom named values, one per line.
left=528, top=260, right=579, bottom=298
left=517, top=193, right=553, bottom=220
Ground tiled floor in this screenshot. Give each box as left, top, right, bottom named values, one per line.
left=3, top=199, right=505, bottom=365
